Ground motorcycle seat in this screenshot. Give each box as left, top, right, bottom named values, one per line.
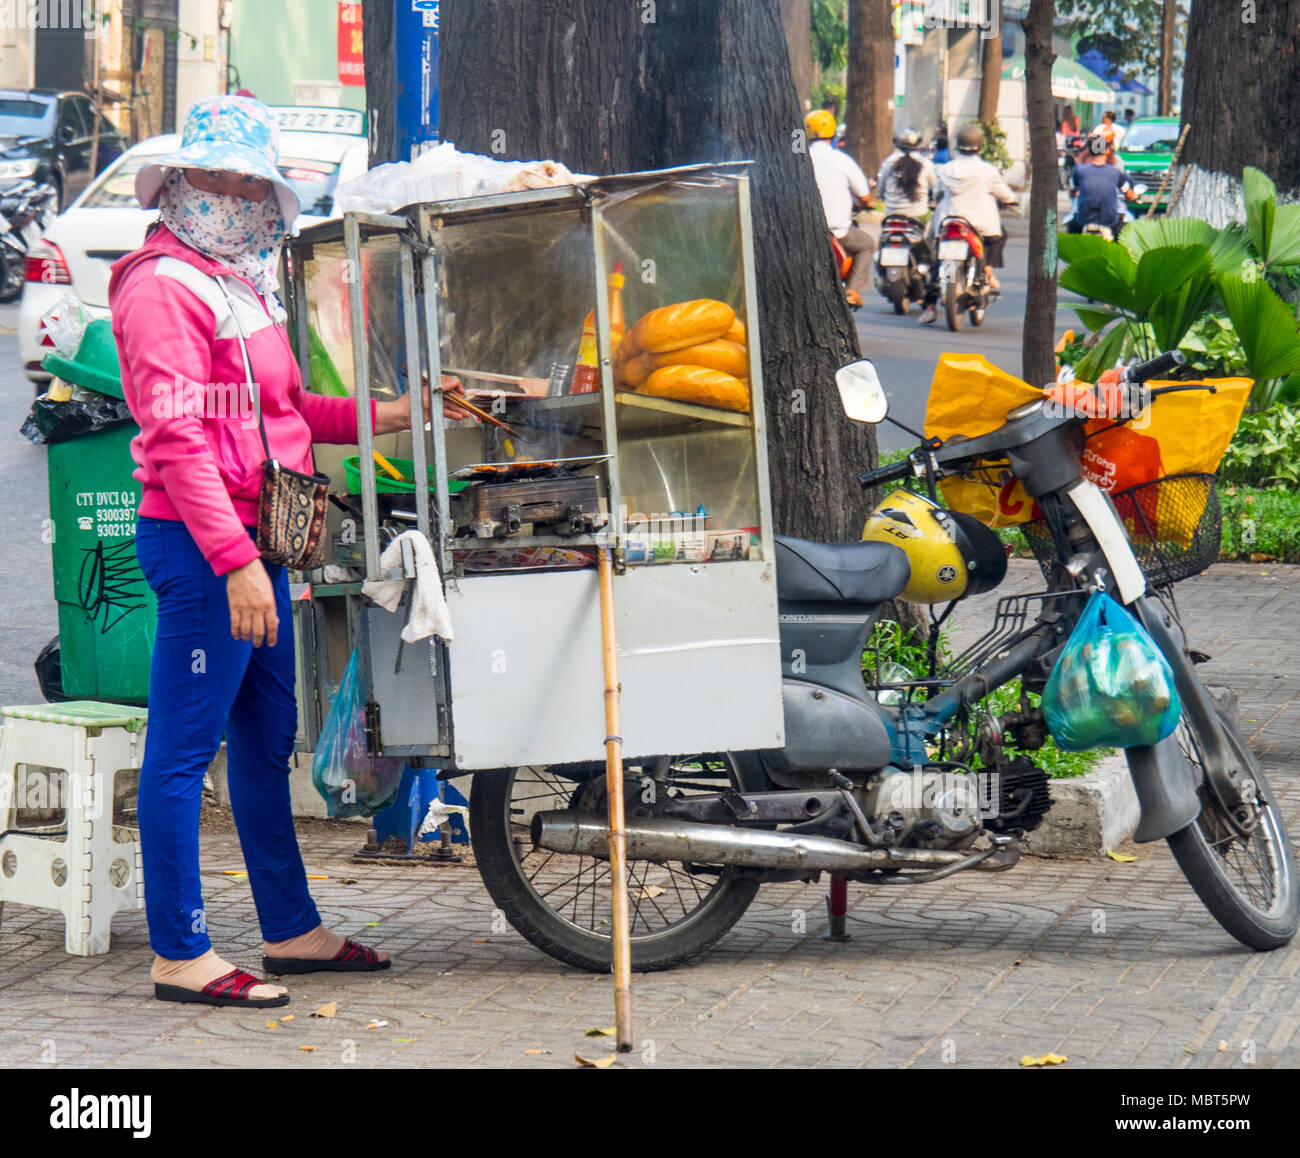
left=775, top=536, right=910, bottom=605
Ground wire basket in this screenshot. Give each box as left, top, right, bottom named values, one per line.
left=1022, top=472, right=1221, bottom=588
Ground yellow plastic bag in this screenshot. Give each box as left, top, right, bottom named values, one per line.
left=924, top=354, right=1043, bottom=527
left=925, top=354, right=1251, bottom=534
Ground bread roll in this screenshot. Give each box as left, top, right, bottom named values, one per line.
left=652, top=338, right=748, bottom=379
left=640, top=365, right=750, bottom=413
left=725, top=318, right=746, bottom=345
left=631, top=299, right=736, bottom=354
left=623, top=352, right=656, bottom=387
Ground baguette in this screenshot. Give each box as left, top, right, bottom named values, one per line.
left=623, top=352, right=656, bottom=387
left=631, top=299, right=736, bottom=354
left=651, top=338, right=748, bottom=379
left=640, top=365, right=750, bottom=412
left=725, top=318, right=746, bottom=345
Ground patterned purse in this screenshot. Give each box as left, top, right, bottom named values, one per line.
left=219, top=277, right=330, bottom=572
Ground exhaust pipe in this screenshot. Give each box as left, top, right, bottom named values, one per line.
left=531, top=812, right=1017, bottom=875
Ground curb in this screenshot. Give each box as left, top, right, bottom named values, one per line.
left=1021, top=752, right=1139, bottom=858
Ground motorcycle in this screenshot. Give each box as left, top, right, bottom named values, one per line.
left=464, top=351, right=1297, bottom=972
left=874, top=213, right=931, bottom=315
left=1063, top=183, right=1149, bottom=241
left=1058, top=132, right=1087, bottom=190
left=0, top=179, right=58, bottom=303
left=935, top=214, right=996, bottom=331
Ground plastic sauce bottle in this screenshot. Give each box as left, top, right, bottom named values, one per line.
left=570, top=310, right=600, bottom=394
left=608, top=259, right=626, bottom=350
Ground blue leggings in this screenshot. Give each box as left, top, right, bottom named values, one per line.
left=134, top=516, right=320, bottom=959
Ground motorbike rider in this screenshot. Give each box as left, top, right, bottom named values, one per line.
left=919, top=123, right=1017, bottom=325
left=877, top=128, right=937, bottom=219
left=806, top=109, right=875, bottom=308
left=1067, top=134, right=1138, bottom=237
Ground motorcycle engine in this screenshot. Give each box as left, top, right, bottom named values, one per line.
left=858, top=766, right=985, bottom=850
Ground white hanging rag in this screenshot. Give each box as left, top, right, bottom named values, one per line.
left=361, top=530, right=454, bottom=643
left=417, top=796, right=471, bottom=840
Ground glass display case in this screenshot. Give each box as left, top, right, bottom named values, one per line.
left=284, top=165, right=782, bottom=770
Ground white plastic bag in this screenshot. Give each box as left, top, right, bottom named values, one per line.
left=333, top=142, right=584, bottom=214
left=40, top=294, right=91, bottom=356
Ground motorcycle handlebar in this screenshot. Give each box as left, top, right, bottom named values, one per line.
left=858, top=457, right=915, bottom=489
left=1127, top=350, right=1186, bottom=384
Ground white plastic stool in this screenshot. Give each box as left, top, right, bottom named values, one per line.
left=0, top=702, right=147, bottom=955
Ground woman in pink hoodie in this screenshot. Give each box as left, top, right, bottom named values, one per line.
left=111, top=96, right=465, bottom=1008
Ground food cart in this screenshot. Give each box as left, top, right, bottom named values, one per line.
left=284, top=164, right=784, bottom=774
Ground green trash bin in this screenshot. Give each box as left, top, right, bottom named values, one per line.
left=41, top=320, right=155, bottom=706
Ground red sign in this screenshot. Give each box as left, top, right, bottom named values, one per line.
left=338, top=2, right=365, bottom=86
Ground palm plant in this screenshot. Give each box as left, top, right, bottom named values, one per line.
left=1058, top=167, right=1300, bottom=407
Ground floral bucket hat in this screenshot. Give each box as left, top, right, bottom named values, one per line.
left=135, top=95, right=300, bottom=224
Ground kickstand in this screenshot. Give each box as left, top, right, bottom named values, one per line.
left=823, top=874, right=851, bottom=942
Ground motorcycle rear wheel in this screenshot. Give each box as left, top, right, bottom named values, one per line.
left=469, top=758, right=760, bottom=972
left=1165, top=704, right=1298, bottom=950
left=943, top=277, right=963, bottom=331
left=968, top=305, right=985, bottom=327
left=893, top=295, right=907, bottom=315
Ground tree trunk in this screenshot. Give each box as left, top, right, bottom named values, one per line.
left=1021, top=0, right=1058, bottom=388
left=439, top=0, right=878, bottom=545
left=361, top=0, right=395, bottom=166
left=1180, top=0, right=1300, bottom=198
left=1158, top=0, right=1176, bottom=116
left=780, top=0, right=813, bottom=112
left=845, top=0, right=895, bottom=178
left=978, top=21, right=1002, bottom=126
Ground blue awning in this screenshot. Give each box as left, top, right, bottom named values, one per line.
left=1076, top=48, right=1155, bottom=97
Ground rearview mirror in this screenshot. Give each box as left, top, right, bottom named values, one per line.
left=835, top=359, right=888, bottom=423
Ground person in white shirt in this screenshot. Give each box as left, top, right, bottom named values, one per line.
left=877, top=128, right=938, bottom=219
left=919, top=123, right=1017, bottom=324
left=806, top=109, right=874, bottom=307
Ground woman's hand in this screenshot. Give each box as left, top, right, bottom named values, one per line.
left=374, top=375, right=473, bottom=433
left=226, top=558, right=279, bottom=647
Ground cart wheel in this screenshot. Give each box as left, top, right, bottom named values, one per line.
left=469, top=757, right=761, bottom=972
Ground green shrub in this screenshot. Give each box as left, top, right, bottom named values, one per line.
left=1220, top=403, right=1300, bottom=487
left=1220, top=484, right=1300, bottom=562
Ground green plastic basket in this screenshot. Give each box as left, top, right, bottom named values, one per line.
left=343, top=454, right=469, bottom=496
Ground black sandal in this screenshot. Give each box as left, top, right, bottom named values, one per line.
left=155, top=967, right=290, bottom=1008
left=264, top=938, right=391, bottom=975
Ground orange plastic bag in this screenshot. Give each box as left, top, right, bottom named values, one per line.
left=1068, top=376, right=1251, bottom=546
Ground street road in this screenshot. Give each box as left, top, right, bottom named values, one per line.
left=0, top=302, right=57, bottom=706
left=857, top=217, right=1083, bottom=453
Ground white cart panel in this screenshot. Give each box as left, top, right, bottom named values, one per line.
left=447, top=560, right=782, bottom=769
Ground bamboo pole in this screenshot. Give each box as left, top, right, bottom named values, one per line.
left=596, top=546, right=633, bottom=1052
left=1145, top=123, right=1191, bottom=219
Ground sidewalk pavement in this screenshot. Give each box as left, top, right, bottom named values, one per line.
left=1, top=561, right=1298, bottom=1069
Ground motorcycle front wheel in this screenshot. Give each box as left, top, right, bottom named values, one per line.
left=0, top=245, right=23, bottom=303
left=1165, top=702, right=1298, bottom=950
left=469, top=758, right=760, bottom=972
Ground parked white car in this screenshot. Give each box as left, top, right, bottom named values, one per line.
left=20, top=107, right=368, bottom=384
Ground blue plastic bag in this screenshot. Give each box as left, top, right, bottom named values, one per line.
left=311, top=649, right=404, bottom=818
left=1043, top=592, right=1181, bottom=751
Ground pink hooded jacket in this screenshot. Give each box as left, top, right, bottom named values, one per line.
left=109, top=224, right=375, bottom=575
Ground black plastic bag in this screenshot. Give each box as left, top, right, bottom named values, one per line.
left=20, top=392, right=134, bottom=446
left=35, top=635, right=70, bottom=703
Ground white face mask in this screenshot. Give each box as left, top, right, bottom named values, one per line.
left=158, top=168, right=287, bottom=295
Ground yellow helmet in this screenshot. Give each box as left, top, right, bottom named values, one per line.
left=805, top=110, right=838, bottom=141
left=862, top=489, right=1007, bottom=604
